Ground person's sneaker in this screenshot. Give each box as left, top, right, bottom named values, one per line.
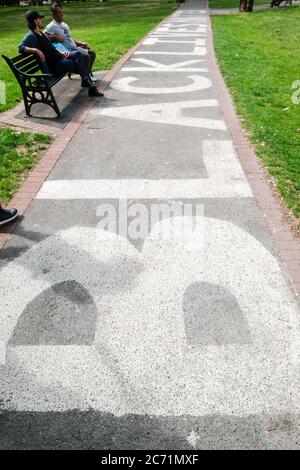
left=0, top=207, right=18, bottom=226
left=88, top=87, right=104, bottom=97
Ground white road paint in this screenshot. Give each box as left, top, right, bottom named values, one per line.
left=111, top=75, right=211, bottom=94
left=36, top=141, right=251, bottom=200
left=1, top=0, right=299, bottom=423
left=156, top=28, right=206, bottom=34
left=0, top=341, right=5, bottom=366
left=35, top=178, right=251, bottom=200
left=134, top=48, right=206, bottom=56
left=143, top=38, right=205, bottom=46
left=89, top=99, right=224, bottom=129
left=123, top=58, right=208, bottom=73
left=187, top=430, right=200, bottom=449
left=0, top=220, right=299, bottom=414
left=150, top=33, right=206, bottom=37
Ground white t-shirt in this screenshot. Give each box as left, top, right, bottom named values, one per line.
left=45, top=20, right=78, bottom=52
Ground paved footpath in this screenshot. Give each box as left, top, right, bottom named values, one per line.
left=0, top=0, right=299, bottom=449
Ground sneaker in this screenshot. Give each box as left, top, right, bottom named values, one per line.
left=0, top=207, right=18, bottom=226
left=88, top=87, right=104, bottom=97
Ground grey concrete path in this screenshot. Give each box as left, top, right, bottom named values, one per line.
left=0, top=0, right=299, bottom=449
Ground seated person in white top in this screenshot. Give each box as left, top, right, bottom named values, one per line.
left=45, top=2, right=96, bottom=78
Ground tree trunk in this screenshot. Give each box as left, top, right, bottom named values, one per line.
left=239, top=0, right=247, bottom=12
left=247, top=0, right=254, bottom=11
left=240, top=0, right=254, bottom=12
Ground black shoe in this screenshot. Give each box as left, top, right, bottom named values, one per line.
left=0, top=207, right=18, bottom=226
left=81, top=78, right=91, bottom=88
left=88, top=86, right=104, bottom=97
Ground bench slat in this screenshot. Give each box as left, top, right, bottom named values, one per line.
left=19, top=61, right=41, bottom=74
left=12, top=54, right=39, bottom=67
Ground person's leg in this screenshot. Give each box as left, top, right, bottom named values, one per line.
left=88, top=50, right=96, bottom=74
left=83, top=53, right=91, bottom=73
left=57, top=53, right=89, bottom=81
left=58, top=52, right=103, bottom=97
left=57, top=56, right=77, bottom=76
left=0, top=202, right=18, bottom=226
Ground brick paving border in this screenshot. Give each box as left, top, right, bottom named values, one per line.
left=206, top=1, right=300, bottom=294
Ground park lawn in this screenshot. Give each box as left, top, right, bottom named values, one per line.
left=0, top=0, right=178, bottom=113
left=0, top=127, right=52, bottom=205
left=210, top=0, right=269, bottom=8
left=211, top=6, right=300, bottom=222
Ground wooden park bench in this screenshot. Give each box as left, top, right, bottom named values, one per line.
left=2, top=53, right=64, bottom=117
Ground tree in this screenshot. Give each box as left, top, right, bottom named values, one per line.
left=239, top=0, right=254, bottom=12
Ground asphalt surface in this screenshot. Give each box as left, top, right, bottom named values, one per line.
left=0, top=0, right=299, bottom=449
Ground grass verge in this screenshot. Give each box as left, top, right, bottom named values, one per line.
left=210, top=0, right=268, bottom=8
left=0, top=127, right=52, bottom=205
left=211, top=6, right=300, bottom=223
left=0, top=0, right=178, bottom=112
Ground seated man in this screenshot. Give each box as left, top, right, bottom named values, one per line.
left=0, top=203, right=18, bottom=227
left=18, top=10, right=103, bottom=96
left=45, top=2, right=96, bottom=79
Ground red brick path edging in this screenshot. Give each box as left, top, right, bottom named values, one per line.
left=0, top=6, right=180, bottom=250
left=206, top=2, right=300, bottom=295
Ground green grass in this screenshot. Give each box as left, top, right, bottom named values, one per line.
left=210, top=0, right=268, bottom=8
left=212, top=6, right=300, bottom=222
left=0, top=0, right=178, bottom=112
left=0, top=127, right=52, bottom=204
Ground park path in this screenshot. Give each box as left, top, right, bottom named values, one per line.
left=0, top=0, right=299, bottom=449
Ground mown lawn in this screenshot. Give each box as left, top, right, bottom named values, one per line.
left=0, top=127, right=52, bottom=205
left=0, top=0, right=178, bottom=113
left=212, top=6, right=300, bottom=222
left=210, top=0, right=269, bottom=8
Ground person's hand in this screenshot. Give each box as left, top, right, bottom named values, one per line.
left=81, top=42, right=90, bottom=49
left=62, top=51, right=70, bottom=58
left=34, top=49, right=46, bottom=63
left=55, top=34, right=65, bottom=43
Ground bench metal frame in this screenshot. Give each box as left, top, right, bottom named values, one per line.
left=2, top=53, right=64, bottom=117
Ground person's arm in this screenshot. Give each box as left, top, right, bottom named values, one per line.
left=44, top=24, right=65, bottom=43
left=18, top=32, right=35, bottom=54
left=23, top=46, right=46, bottom=63
left=75, top=39, right=91, bottom=49
left=18, top=33, right=45, bottom=62
left=45, top=31, right=65, bottom=43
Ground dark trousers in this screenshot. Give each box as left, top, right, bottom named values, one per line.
left=56, top=50, right=90, bottom=81
left=81, top=50, right=96, bottom=74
